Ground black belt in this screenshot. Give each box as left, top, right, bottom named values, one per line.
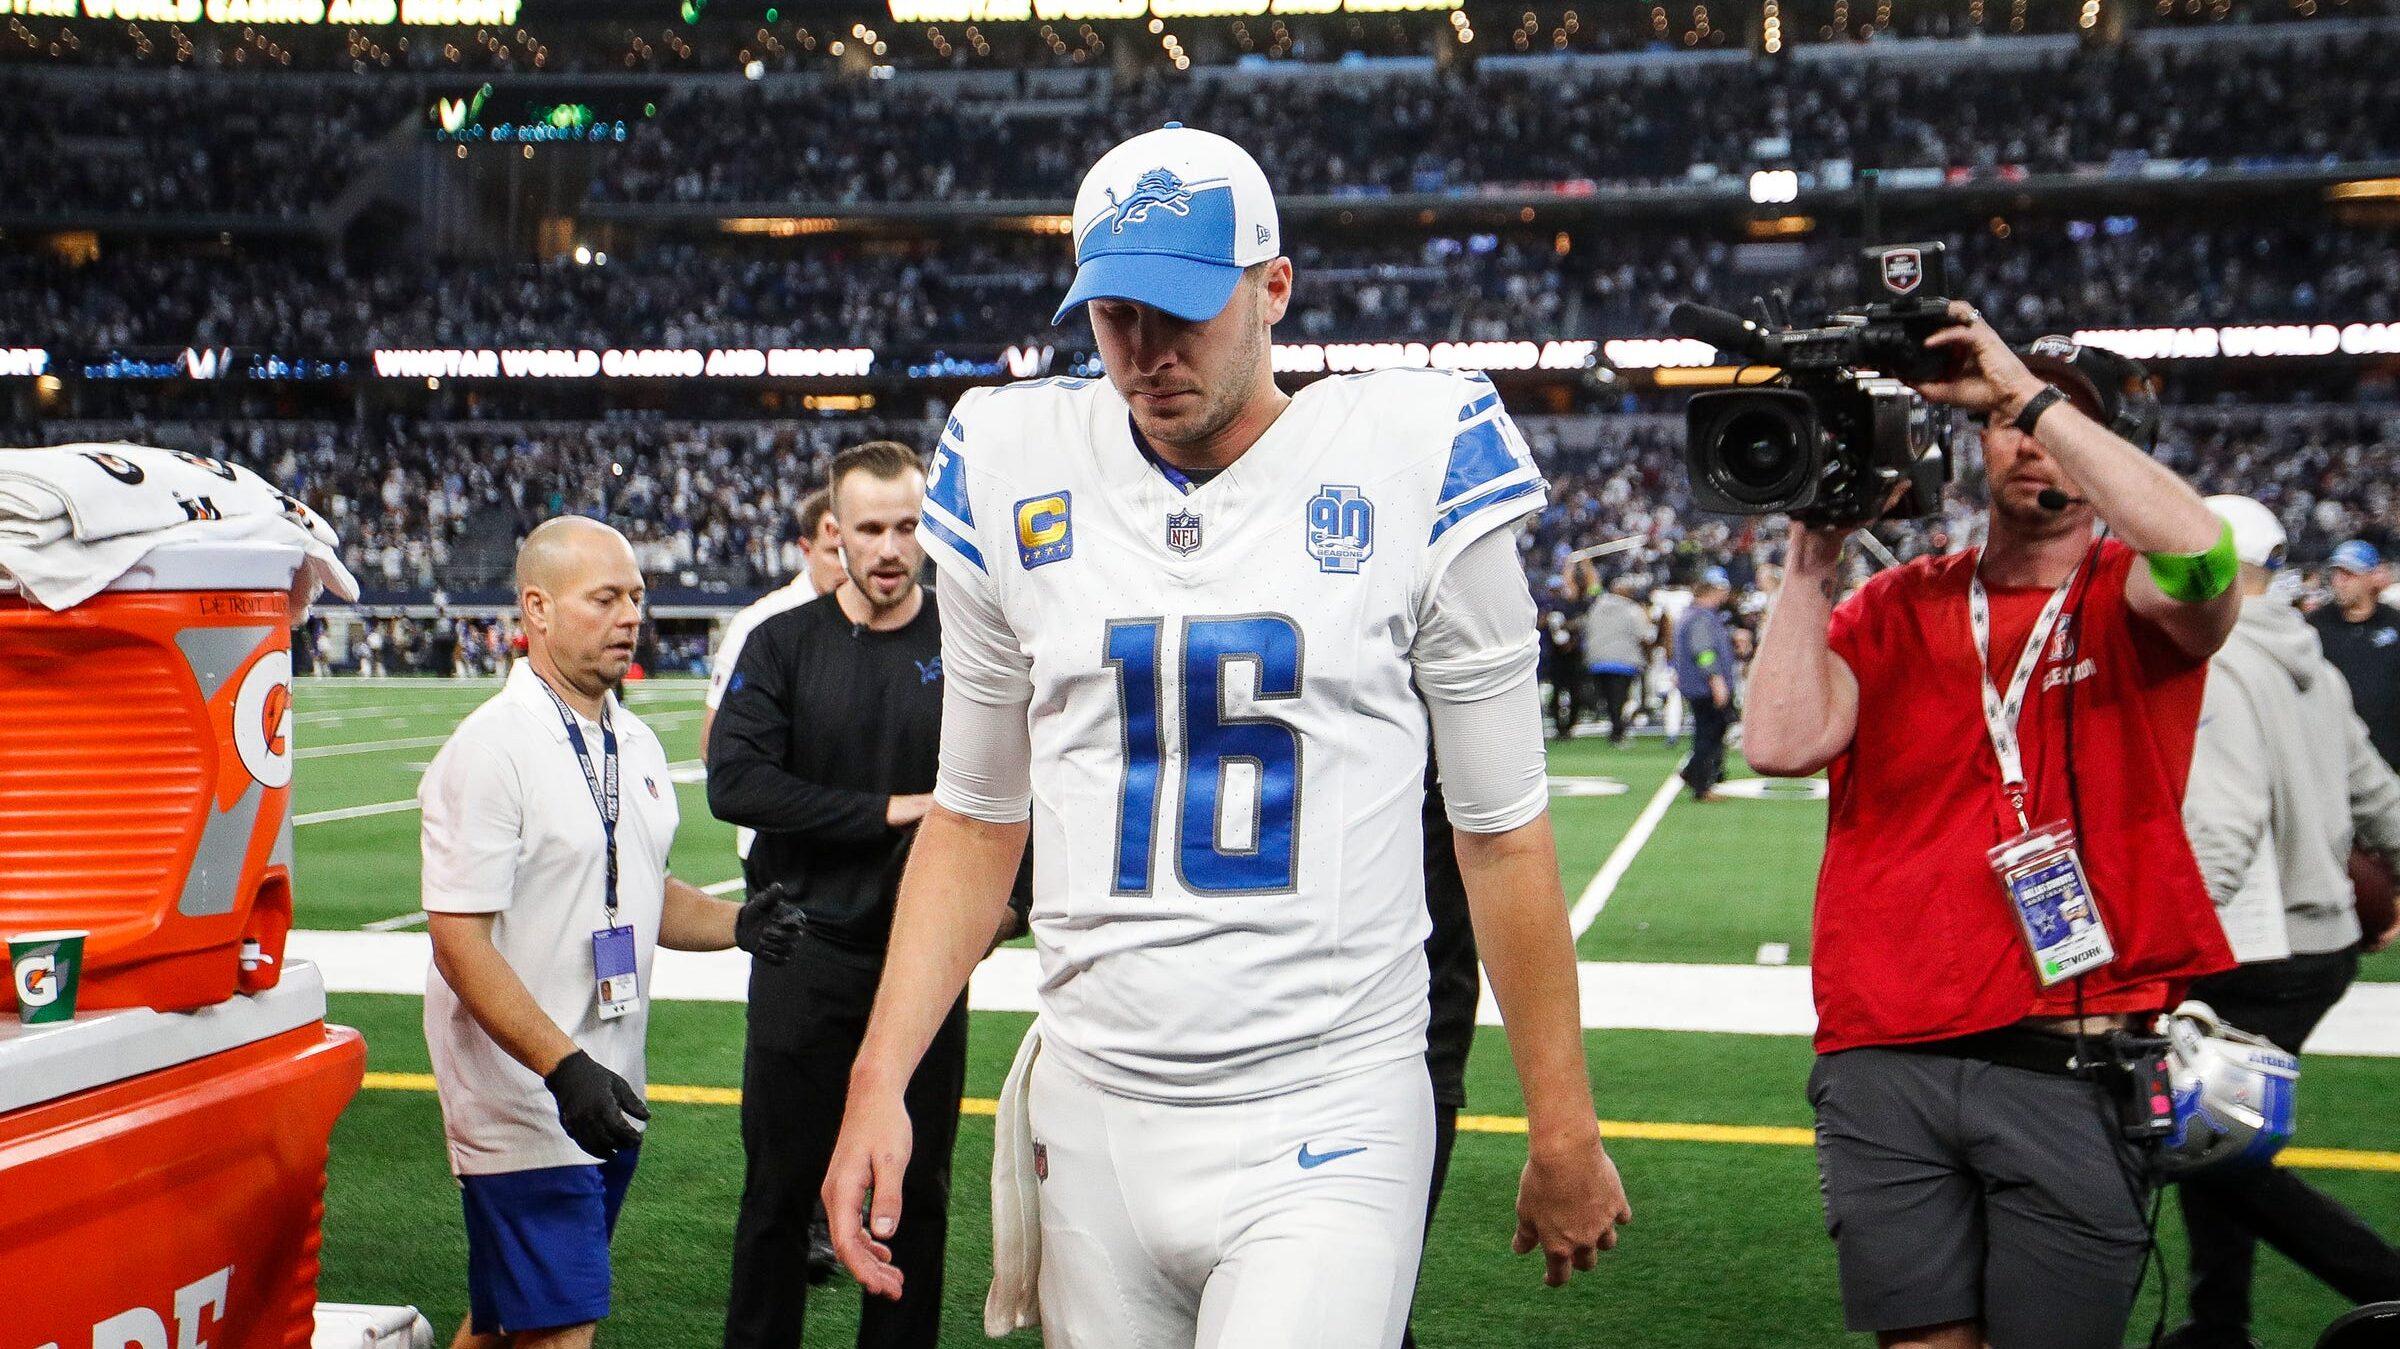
left=1893, top=1026, right=2085, bottom=1077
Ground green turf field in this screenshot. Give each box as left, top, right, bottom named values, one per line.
left=292, top=676, right=2400, bottom=1346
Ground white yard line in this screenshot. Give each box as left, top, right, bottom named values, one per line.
left=280, top=931, right=2400, bottom=1058
left=294, top=799, right=422, bottom=826
left=700, top=878, right=745, bottom=895
left=360, top=911, right=428, bottom=933
left=1569, top=754, right=1689, bottom=938
left=295, top=710, right=702, bottom=760
left=295, top=734, right=456, bottom=760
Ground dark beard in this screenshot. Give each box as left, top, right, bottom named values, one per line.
left=846, top=566, right=919, bottom=615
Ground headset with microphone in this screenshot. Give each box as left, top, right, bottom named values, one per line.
left=2036, top=488, right=2088, bottom=511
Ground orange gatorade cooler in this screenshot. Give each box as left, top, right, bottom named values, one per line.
left=0, top=539, right=303, bottom=1014
left=0, top=959, right=364, bottom=1348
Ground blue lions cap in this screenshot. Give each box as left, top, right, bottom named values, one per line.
left=2331, top=540, right=2383, bottom=574
left=1053, top=123, right=1282, bottom=326
left=1699, top=565, right=1731, bottom=590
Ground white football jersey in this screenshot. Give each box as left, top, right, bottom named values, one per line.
left=922, top=369, right=1548, bottom=1103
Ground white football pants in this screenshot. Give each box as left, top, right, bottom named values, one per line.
left=1029, top=1051, right=1435, bottom=1349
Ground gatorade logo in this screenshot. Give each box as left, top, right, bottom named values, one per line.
left=14, top=953, right=57, bottom=1006
left=263, top=683, right=291, bottom=758
left=232, top=649, right=295, bottom=790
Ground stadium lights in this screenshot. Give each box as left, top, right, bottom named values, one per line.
left=39, top=322, right=2400, bottom=391
left=720, top=217, right=842, bottom=236
left=889, top=0, right=1448, bottom=20
left=2326, top=178, right=2400, bottom=202
left=0, top=349, right=50, bottom=378
left=368, top=347, right=878, bottom=380
left=1747, top=169, right=1799, bottom=204
left=2072, top=321, right=2400, bottom=360
left=1651, top=365, right=1786, bottom=387
left=83, top=0, right=534, bottom=23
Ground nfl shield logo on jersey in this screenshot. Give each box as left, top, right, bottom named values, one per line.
left=1305, top=485, right=1374, bottom=574
left=1166, top=509, right=1204, bottom=555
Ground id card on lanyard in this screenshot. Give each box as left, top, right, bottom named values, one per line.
left=1970, top=553, right=2116, bottom=986
left=542, top=682, right=640, bottom=1020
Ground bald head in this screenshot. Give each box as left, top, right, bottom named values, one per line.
left=517, top=516, right=637, bottom=597
left=517, top=516, right=645, bottom=703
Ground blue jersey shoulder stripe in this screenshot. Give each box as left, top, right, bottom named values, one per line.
left=1439, top=416, right=1522, bottom=508
left=922, top=509, right=987, bottom=575
left=1457, top=391, right=1501, bottom=422
left=926, top=440, right=976, bottom=530
left=1428, top=477, right=1543, bottom=547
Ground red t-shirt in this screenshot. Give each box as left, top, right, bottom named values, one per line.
left=1814, top=538, right=2234, bottom=1053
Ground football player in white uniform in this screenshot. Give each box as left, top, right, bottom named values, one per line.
left=823, top=125, right=1631, bottom=1348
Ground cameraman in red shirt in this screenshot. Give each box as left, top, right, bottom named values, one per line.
left=1746, top=305, right=2241, bottom=1349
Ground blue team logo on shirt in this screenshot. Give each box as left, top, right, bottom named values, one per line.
left=917, top=657, right=944, bottom=685
left=1014, top=492, right=1074, bottom=570
left=1305, top=485, right=1374, bottom=575
left=1105, top=168, right=1195, bottom=232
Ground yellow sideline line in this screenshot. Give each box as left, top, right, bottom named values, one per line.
left=355, top=1075, right=2400, bottom=1172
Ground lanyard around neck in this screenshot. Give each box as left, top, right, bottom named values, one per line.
left=539, top=679, right=620, bottom=923
left=1968, top=550, right=2085, bottom=832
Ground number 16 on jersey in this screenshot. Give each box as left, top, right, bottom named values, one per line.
left=1104, top=615, right=1304, bottom=896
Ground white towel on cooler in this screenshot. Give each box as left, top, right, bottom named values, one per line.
left=0, top=444, right=297, bottom=545
left=983, top=1019, right=1044, bottom=1338
left=0, top=444, right=357, bottom=611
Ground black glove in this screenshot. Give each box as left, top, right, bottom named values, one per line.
left=735, top=882, right=807, bottom=966
left=543, top=1049, right=649, bottom=1160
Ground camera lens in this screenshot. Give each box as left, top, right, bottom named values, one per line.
left=1717, top=408, right=1806, bottom=503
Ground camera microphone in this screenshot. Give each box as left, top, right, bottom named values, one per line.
left=1667, top=302, right=1776, bottom=364
left=2036, top=488, right=2086, bottom=511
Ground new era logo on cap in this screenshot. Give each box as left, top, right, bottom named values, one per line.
left=1053, top=123, right=1281, bottom=326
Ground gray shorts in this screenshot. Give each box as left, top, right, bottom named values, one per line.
left=1808, top=1046, right=2153, bottom=1348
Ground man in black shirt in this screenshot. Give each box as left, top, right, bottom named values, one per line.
left=2311, top=539, right=2400, bottom=770
left=708, top=441, right=991, bottom=1349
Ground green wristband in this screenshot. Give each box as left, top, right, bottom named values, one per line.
left=2146, top=521, right=2239, bottom=604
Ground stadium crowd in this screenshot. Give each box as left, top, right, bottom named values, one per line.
left=3, top=32, right=2395, bottom=223
left=589, top=37, right=2399, bottom=205
left=0, top=76, right=410, bottom=217
left=0, top=0, right=2377, bottom=74
left=53, top=401, right=2392, bottom=602
left=10, top=218, right=2394, bottom=353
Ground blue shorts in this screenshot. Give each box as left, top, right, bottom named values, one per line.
left=459, top=1149, right=640, bottom=1335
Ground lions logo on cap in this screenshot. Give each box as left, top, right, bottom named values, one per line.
left=1105, top=168, right=1195, bottom=232
left=2028, top=334, right=2081, bottom=361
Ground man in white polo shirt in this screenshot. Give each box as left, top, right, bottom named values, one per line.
left=422, top=516, right=803, bottom=1348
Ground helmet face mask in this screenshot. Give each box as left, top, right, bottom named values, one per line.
left=2156, top=1000, right=2300, bottom=1177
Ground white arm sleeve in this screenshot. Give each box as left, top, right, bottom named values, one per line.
left=1413, top=528, right=1549, bottom=834
left=933, top=563, right=1034, bottom=823
left=936, top=687, right=1033, bottom=823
